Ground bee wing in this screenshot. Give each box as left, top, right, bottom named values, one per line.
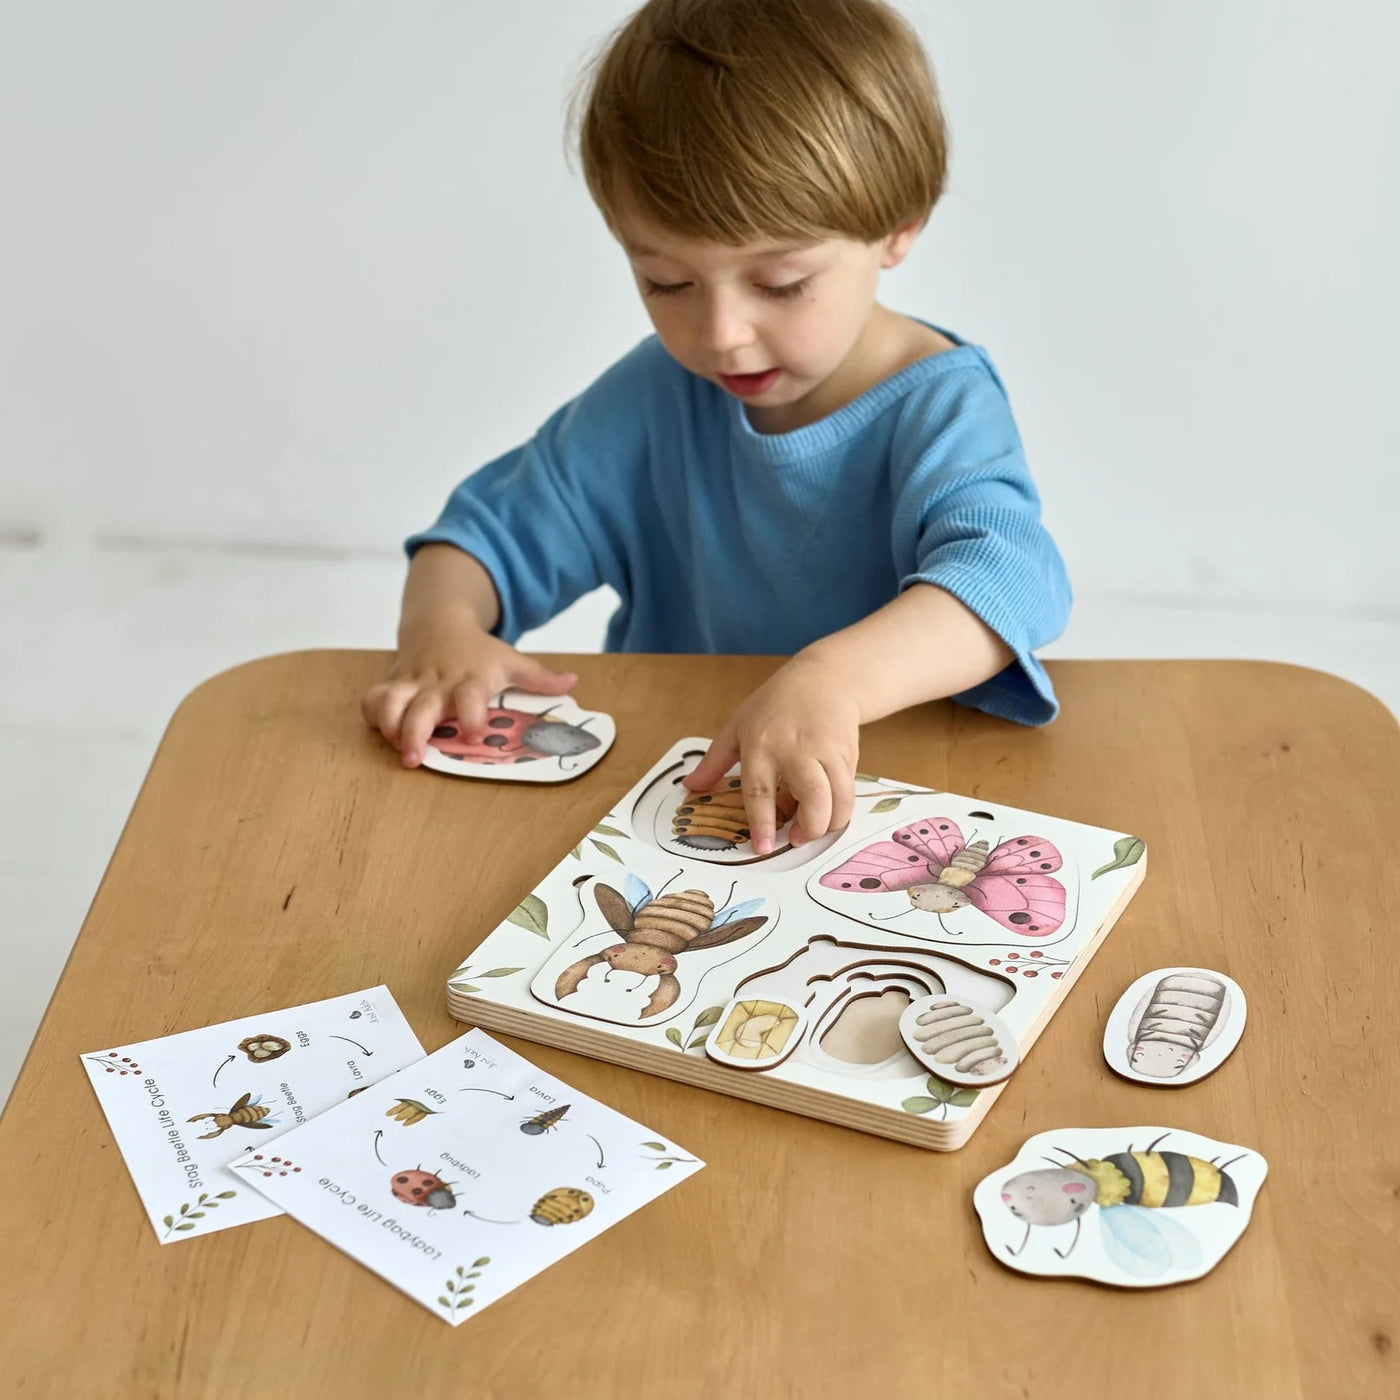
left=230, top=1092, right=252, bottom=1112
left=595, top=884, right=636, bottom=934
left=684, top=915, right=767, bottom=952
left=712, top=897, right=764, bottom=927
left=1098, top=1205, right=1204, bottom=1279
left=245, top=1121, right=276, bottom=1129
left=623, top=873, right=652, bottom=915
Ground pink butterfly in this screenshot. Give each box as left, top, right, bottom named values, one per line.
left=818, top=816, right=1065, bottom=937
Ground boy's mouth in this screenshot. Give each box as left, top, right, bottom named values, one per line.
left=718, top=368, right=780, bottom=397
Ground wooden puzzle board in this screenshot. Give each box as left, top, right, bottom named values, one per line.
left=446, top=741, right=1147, bottom=1150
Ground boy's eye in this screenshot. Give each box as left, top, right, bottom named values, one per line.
left=758, top=278, right=809, bottom=300
left=642, top=278, right=691, bottom=297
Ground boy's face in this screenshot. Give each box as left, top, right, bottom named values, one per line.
left=616, top=207, right=918, bottom=431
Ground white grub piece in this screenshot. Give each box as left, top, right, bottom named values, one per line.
left=1104, top=967, right=1246, bottom=1087
left=898, top=994, right=1020, bottom=1087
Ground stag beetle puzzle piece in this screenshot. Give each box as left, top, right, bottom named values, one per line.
left=973, top=1126, right=1267, bottom=1288
left=419, top=689, right=615, bottom=784
left=1103, top=967, right=1246, bottom=1086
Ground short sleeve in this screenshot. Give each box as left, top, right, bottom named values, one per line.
left=890, top=362, right=1072, bottom=725
left=405, top=343, right=653, bottom=642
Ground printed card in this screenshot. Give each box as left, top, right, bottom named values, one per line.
left=81, top=986, right=425, bottom=1243
left=232, top=1029, right=704, bottom=1324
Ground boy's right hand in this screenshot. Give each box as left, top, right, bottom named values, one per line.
left=361, top=627, right=577, bottom=769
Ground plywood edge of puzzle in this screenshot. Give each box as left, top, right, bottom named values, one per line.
left=444, top=988, right=994, bottom=1150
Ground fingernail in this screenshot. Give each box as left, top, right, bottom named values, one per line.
left=755, top=837, right=773, bottom=855
left=404, top=750, right=419, bottom=767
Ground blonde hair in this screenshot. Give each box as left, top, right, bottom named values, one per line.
left=573, top=0, right=948, bottom=246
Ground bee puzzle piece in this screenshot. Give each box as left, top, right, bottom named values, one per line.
left=973, top=1126, right=1267, bottom=1287
left=419, top=691, right=614, bottom=784
left=529, top=1187, right=594, bottom=1226
left=898, top=994, right=1020, bottom=1086
left=705, top=997, right=806, bottom=1070
left=237, top=1034, right=290, bottom=1063
left=1103, top=967, right=1246, bottom=1086
left=186, top=1092, right=279, bottom=1139
left=672, top=777, right=796, bottom=852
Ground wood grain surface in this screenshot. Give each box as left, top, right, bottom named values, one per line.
left=0, top=652, right=1395, bottom=1399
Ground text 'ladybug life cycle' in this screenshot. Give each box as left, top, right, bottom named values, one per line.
left=231, top=1028, right=703, bottom=1324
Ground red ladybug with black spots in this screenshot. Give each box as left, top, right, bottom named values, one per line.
left=390, top=1167, right=457, bottom=1210
left=429, top=702, right=600, bottom=769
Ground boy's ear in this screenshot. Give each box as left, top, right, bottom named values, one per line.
left=881, top=219, right=925, bottom=270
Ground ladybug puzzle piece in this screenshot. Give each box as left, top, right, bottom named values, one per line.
left=418, top=691, right=616, bottom=784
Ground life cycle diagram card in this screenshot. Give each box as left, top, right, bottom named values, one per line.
left=232, top=1029, right=705, bottom=1325
left=80, top=987, right=424, bottom=1244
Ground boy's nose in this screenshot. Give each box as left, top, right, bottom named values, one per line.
left=697, top=292, right=755, bottom=356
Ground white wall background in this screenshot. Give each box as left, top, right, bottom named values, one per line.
left=1, top=1, right=1397, bottom=1100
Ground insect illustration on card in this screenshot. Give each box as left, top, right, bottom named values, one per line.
left=820, top=816, right=1066, bottom=937
left=429, top=697, right=601, bottom=771
left=520, top=1105, right=570, bottom=1136
left=391, top=1168, right=458, bottom=1210
left=671, top=775, right=796, bottom=852
left=554, top=873, right=769, bottom=1019
left=187, top=1092, right=280, bottom=1139
left=1000, top=1132, right=1246, bottom=1278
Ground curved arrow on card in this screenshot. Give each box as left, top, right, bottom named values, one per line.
left=457, top=1088, right=515, bottom=1100
left=587, top=1134, right=606, bottom=1169
left=329, top=1036, right=372, bottom=1055
left=372, top=1130, right=386, bottom=1165
left=212, top=1055, right=235, bottom=1088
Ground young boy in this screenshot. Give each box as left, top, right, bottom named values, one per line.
left=363, top=0, right=1070, bottom=854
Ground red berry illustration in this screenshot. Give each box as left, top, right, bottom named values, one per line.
left=1007, top=953, right=1019, bottom=960
left=1024, top=970, right=1038, bottom=978
left=1051, top=971, right=1063, bottom=979
left=1029, top=951, right=1043, bottom=959
left=989, top=958, right=1001, bottom=966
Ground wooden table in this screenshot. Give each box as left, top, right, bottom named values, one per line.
left=1, top=654, right=1396, bottom=1398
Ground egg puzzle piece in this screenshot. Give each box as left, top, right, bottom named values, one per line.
left=974, top=1126, right=1266, bottom=1287
left=1103, top=968, right=1246, bottom=1086
left=419, top=690, right=615, bottom=784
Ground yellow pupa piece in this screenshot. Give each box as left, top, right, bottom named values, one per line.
left=711, top=999, right=802, bottom=1063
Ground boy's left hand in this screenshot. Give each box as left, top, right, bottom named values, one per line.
left=683, top=654, right=860, bottom=855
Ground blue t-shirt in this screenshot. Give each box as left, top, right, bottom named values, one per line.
left=407, top=325, right=1071, bottom=725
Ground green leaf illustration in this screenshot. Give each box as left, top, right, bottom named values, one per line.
left=641, top=1141, right=666, bottom=1152
left=665, top=1027, right=683, bottom=1049
left=870, top=796, right=903, bottom=813
left=592, top=823, right=628, bottom=839
left=456, top=1265, right=465, bottom=1277
left=1092, top=836, right=1146, bottom=880
left=901, top=1096, right=941, bottom=1116
left=570, top=844, right=583, bottom=860
left=454, top=984, right=481, bottom=994
left=163, top=1214, right=173, bottom=1228
left=175, top=1223, right=196, bottom=1232
left=691, top=1005, right=724, bottom=1030
left=590, top=839, right=622, bottom=863
left=479, top=967, right=523, bottom=979
left=216, top=1191, right=236, bottom=1200
left=685, top=1032, right=710, bottom=1050
left=655, top=1160, right=673, bottom=1170
left=179, top=1203, right=189, bottom=1215
left=187, top=1212, right=205, bottom=1220
left=507, top=894, right=549, bottom=937
left=438, top=1296, right=451, bottom=1308
left=855, top=771, right=881, bottom=784
left=473, top=1256, right=490, bottom=1268
left=925, top=1074, right=979, bottom=1107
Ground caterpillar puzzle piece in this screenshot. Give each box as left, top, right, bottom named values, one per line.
left=419, top=690, right=615, bottom=784
left=898, top=994, right=1020, bottom=1087
left=1102, top=967, right=1246, bottom=1086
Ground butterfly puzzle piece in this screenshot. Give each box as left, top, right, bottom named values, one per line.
left=818, top=816, right=1066, bottom=937
left=419, top=692, right=615, bottom=784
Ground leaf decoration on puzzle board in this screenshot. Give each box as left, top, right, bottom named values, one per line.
left=1092, top=836, right=1146, bottom=880
left=900, top=1074, right=980, bottom=1119
left=820, top=816, right=1066, bottom=937
left=507, top=894, right=549, bottom=937
left=590, top=839, right=622, bottom=863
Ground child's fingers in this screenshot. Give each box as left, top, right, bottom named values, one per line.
left=684, top=728, right=740, bottom=792
left=825, top=760, right=856, bottom=832
left=741, top=756, right=780, bottom=855
left=364, top=681, right=418, bottom=746
left=511, top=657, right=578, bottom=696
left=451, top=680, right=497, bottom=742
left=784, top=759, right=832, bottom=848
left=398, top=691, right=449, bottom=767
